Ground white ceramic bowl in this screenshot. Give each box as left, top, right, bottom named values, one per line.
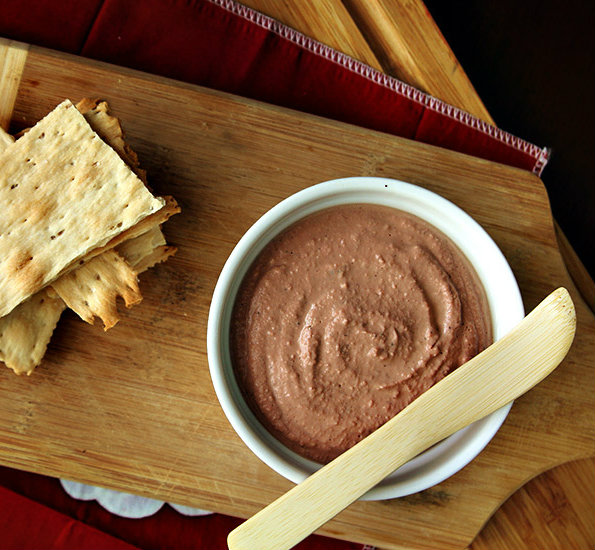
left=207, top=177, right=524, bottom=500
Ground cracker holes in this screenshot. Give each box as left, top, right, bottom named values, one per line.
left=10, top=184, right=18, bottom=190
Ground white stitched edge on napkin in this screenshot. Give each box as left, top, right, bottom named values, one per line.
left=60, top=479, right=213, bottom=519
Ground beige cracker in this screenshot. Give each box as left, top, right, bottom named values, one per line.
left=0, top=288, right=66, bottom=375
left=47, top=100, right=175, bottom=330
left=1, top=100, right=177, bottom=373
left=116, top=225, right=176, bottom=273
left=51, top=250, right=142, bottom=330
left=51, top=227, right=176, bottom=331
left=0, top=99, right=165, bottom=318
left=0, top=230, right=172, bottom=374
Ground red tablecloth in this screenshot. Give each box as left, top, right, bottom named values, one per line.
left=0, top=1, right=548, bottom=548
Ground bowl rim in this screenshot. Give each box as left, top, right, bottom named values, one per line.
left=207, top=176, right=524, bottom=500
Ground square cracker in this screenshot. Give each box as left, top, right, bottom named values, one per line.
left=0, top=99, right=165, bottom=318
left=1, top=100, right=178, bottom=374
left=46, top=101, right=175, bottom=330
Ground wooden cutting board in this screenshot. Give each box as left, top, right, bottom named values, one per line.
left=0, top=40, right=593, bottom=550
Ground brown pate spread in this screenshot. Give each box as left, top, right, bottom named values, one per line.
left=230, top=204, right=492, bottom=463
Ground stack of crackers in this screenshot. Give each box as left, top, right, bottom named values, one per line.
left=0, top=99, right=180, bottom=375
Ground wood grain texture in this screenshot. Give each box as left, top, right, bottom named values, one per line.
left=241, top=0, right=383, bottom=71
left=555, top=222, right=595, bottom=312
left=0, top=43, right=592, bottom=550
left=240, top=0, right=489, bottom=119
left=0, top=39, right=28, bottom=130
left=342, top=0, right=492, bottom=123
left=470, top=457, right=595, bottom=550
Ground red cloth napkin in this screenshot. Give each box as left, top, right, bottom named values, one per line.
left=0, top=466, right=366, bottom=550
left=0, top=1, right=549, bottom=549
left=0, top=484, right=137, bottom=550
left=0, top=0, right=548, bottom=175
